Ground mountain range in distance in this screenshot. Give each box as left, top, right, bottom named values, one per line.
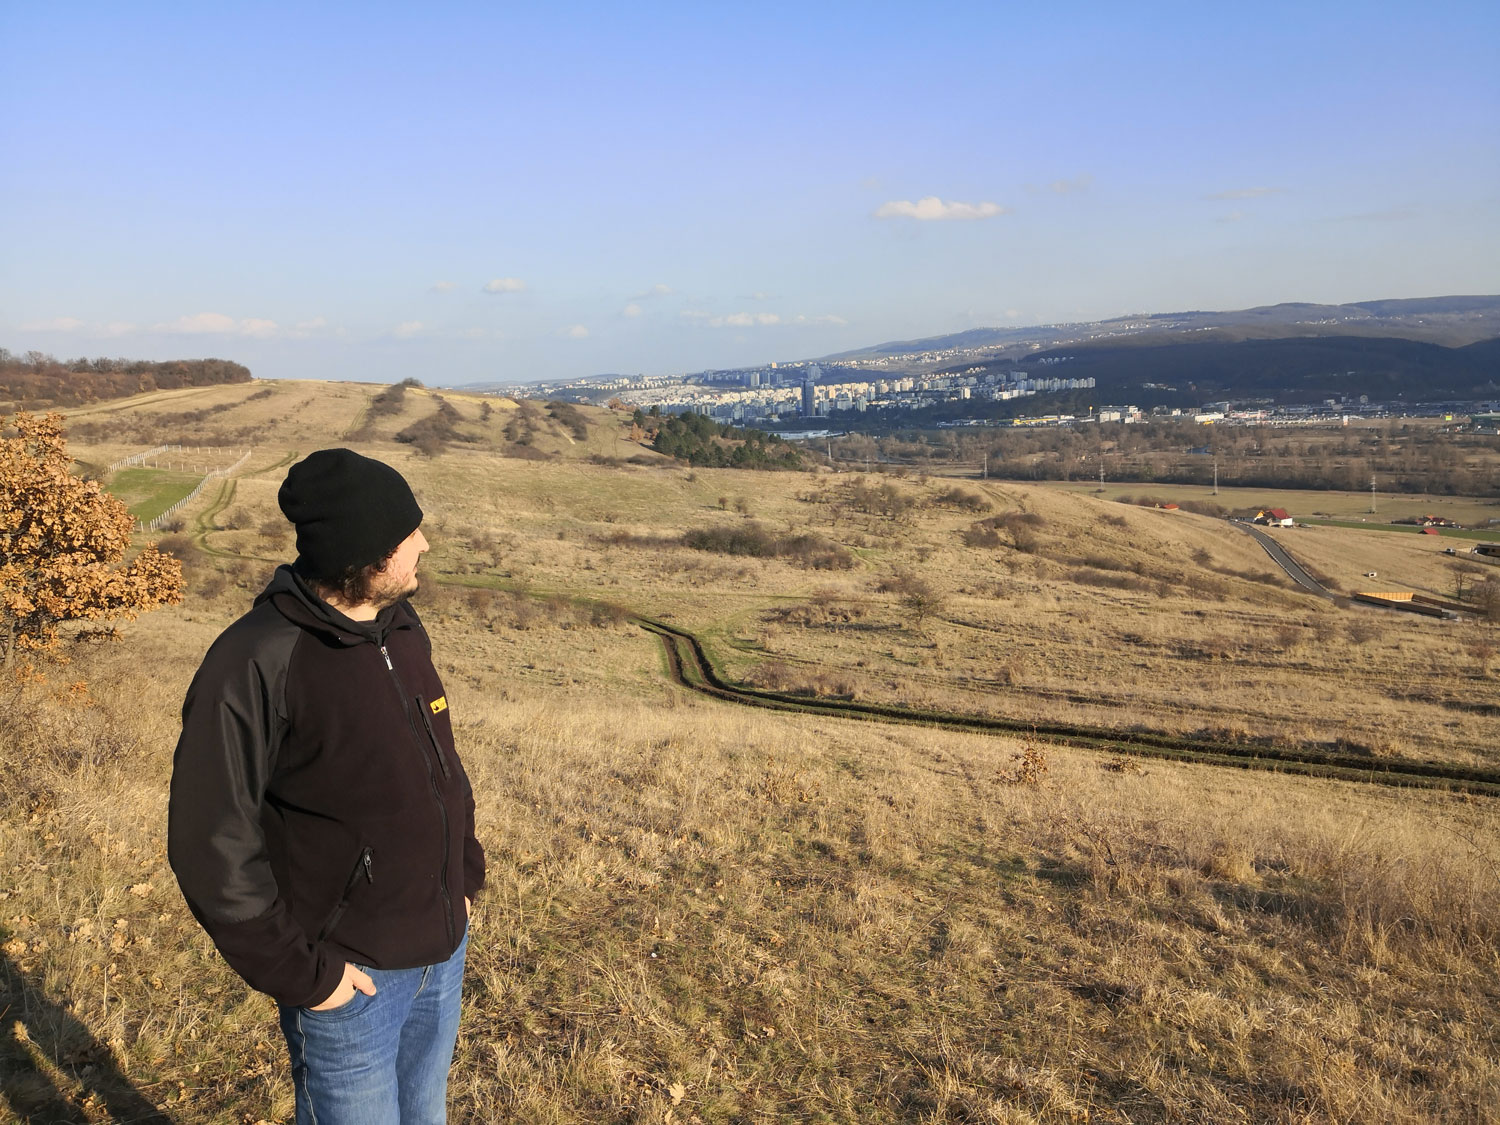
left=822, top=295, right=1500, bottom=362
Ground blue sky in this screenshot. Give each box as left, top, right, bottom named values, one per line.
left=3, top=1, right=1497, bottom=385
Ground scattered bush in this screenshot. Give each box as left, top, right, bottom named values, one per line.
left=932, top=486, right=992, bottom=513
left=682, top=522, right=853, bottom=569
left=845, top=478, right=918, bottom=518
left=367, top=382, right=408, bottom=418
left=546, top=401, right=590, bottom=442
left=396, top=397, right=478, bottom=456
left=1068, top=568, right=1151, bottom=592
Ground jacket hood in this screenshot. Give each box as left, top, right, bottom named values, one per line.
left=254, top=564, right=411, bottom=646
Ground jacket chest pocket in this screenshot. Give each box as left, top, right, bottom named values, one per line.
left=316, top=846, right=373, bottom=941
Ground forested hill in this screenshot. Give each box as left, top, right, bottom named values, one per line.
left=1011, top=334, right=1500, bottom=404
left=827, top=295, right=1500, bottom=360
left=0, top=351, right=252, bottom=408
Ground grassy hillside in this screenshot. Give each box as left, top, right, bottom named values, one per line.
left=1, top=380, right=1497, bottom=1122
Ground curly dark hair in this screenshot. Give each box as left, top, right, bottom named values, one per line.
left=314, top=557, right=390, bottom=607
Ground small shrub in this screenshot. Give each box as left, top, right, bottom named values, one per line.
left=155, top=533, right=196, bottom=560
left=1000, top=739, right=1049, bottom=786
left=933, top=486, right=992, bottom=513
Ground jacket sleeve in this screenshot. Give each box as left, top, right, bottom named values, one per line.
left=167, top=625, right=344, bottom=1009
left=462, top=770, right=486, bottom=900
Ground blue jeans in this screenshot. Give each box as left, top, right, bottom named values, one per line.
left=278, top=928, right=467, bottom=1125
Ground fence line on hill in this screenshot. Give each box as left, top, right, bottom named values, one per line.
left=140, top=449, right=253, bottom=531
left=107, top=445, right=178, bottom=472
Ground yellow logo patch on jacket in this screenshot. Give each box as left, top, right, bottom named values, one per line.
left=429, top=696, right=447, bottom=715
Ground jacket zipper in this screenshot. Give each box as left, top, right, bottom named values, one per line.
left=379, top=643, right=456, bottom=947
left=316, top=846, right=373, bottom=942
left=416, top=694, right=452, bottom=778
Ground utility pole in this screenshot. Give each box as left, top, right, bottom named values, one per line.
left=1213, top=456, right=1219, bottom=495
left=1369, top=473, right=1377, bottom=514
left=983, top=452, right=989, bottom=480
left=1098, top=460, right=1104, bottom=489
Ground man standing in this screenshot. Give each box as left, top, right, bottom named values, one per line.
left=168, top=448, right=485, bottom=1124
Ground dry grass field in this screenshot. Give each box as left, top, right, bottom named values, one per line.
left=3, top=381, right=1498, bottom=1123
left=1028, top=479, right=1500, bottom=531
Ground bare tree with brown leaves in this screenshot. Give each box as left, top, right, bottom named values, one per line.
left=1, top=412, right=183, bottom=665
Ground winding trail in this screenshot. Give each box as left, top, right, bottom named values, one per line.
left=638, top=617, right=1500, bottom=797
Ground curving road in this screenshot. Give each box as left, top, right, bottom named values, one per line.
left=1231, top=521, right=1332, bottom=597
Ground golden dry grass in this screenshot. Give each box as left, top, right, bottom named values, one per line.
left=3, top=381, right=1498, bottom=1123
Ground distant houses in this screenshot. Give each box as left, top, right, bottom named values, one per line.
left=1254, top=508, right=1294, bottom=527
left=1393, top=514, right=1462, bottom=528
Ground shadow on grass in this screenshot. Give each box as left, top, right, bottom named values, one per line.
left=0, top=950, right=171, bottom=1123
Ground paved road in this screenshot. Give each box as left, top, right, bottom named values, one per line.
left=1231, top=521, right=1333, bottom=598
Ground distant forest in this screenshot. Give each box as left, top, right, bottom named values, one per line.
left=0, top=350, right=252, bottom=408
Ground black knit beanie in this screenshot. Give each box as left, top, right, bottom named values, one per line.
left=277, top=449, right=424, bottom=579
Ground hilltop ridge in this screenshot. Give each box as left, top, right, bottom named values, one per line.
left=822, top=295, right=1500, bottom=362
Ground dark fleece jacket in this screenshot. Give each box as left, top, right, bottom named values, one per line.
left=168, top=566, right=484, bottom=1008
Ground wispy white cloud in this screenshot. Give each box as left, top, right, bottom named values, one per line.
left=392, top=321, right=425, bottom=338
left=681, top=311, right=782, bottom=328
left=630, top=283, right=672, bottom=301
left=17, top=317, right=86, bottom=332
left=430, top=281, right=457, bottom=293
left=567, top=324, right=590, bottom=339
left=1204, top=186, right=1284, bottom=200
left=744, top=291, right=776, bottom=301
left=20, top=314, right=329, bottom=340
left=875, top=196, right=1009, bottom=221
left=623, top=303, right=643, bottom=318
left=482, top=277, right=526, bottom=294
left=291, top=317, right=329, bottom=338
left=155, top=312, right=281, bottom=337
left=1218, top=210, right=1246, bottom=224
left=1327, top=208, right=1416, bottom=223
left=681, top=309, right=842, bottom=329
left=1047, top=174, right=1093, bottom=195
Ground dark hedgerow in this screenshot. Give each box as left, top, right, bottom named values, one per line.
left=682, top=522, right=854, bottom=569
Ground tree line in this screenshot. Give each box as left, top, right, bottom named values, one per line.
left=648, top=410, right=806, bottom=470
left=835, top=420, right=1500, bottom=497
left=0, top=350, right=252, bottom=408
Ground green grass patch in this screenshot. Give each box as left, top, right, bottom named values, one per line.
left=108, top=467, right=201, bottom=522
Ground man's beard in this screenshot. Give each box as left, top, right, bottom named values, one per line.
left=370, top=574, right=419, bottom=611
